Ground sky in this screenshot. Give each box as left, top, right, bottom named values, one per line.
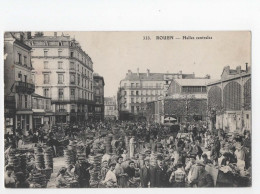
left=40, top=31, right=251, bottom=97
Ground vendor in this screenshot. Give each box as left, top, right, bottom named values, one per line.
left=56, top=167, right=68, bottom=188
left=103, top=162, right=117, bottom=187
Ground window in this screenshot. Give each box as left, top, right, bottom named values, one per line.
left=136, top=106, right=140, bottom=112
left=44, top=61, right=48, bottom=69
left=136, top=83, right=139, bottom=88
left=44, top=51, right=48, bottom=57
left=18, top=53, right=22, bottom=64
left=24, top=75, right=27, bottom=83
left=70, top=89, right=75, bottom=99
left=18, top=73, right=22, bottom=81
left=70, top=62, right=75, bottom=70
left=58, top=61, right=63, bottom=69
left=58, top=74, right=64, bottom=84
left=46, top=99, right=50, bottom=110
left=131, top=106, right=135, bottom=113
left=77, top=74, right=80, bottom=85
left=44, top=74, right=50, bottom=84
left=136, top=91, right=139, bottom=95
left=131, top=91, right=135, bottom=95
left=58, top=89, right=64, bottom=100
left=24, top=95, right=28, bottom=108
left=70, top=74, right=75, bottom=84
left=18, top=94, right=22, bottom=108
left=58, top=50, right=62, bottom=57
left=131, top=83, right=135, bottom=88
left=131, top=98, right=134, bottom=103
left=43, top=88, right=49, bottom=97
left=24, top=56, right=27, bottom=66
left=71, top=104, right=76, bottom=112
left=96, top=89, right=100, bottom=95
left=124, top=83, right=127, bottom=87
left=70, top=52, right=74, bottom=57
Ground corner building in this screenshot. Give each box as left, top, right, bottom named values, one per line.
left=4, top=32, right=35, bottom=135
left=25, top=33, right=94, bottom=124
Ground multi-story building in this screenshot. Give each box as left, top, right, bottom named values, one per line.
left=25, top=32, right=95, bottom=123
left=207, top=64, right=251, bottom=132
left=146, top=76, right=213, bottom=123
left=32, top=93, right=55, bottom=130
left=4, top=32, right=35, bottom=135
left=104, top=96, right=118, bottom=120
left=117, top=69, right=194, bottom=120
left=93, top=73, right=105, bottom=120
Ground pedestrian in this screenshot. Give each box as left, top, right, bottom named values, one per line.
left=140, top=157, right=150, bottom=187
left=101, top=160, right=109, bottom=180
left=74, top=159, right=91, bottom=188
left=114, top=156, right=128, bottom=188
left=56, top=167, right=68, bottom=188
left=169, top=162, right=186, bottom=187
left=103, top=162, right=117, bottom=188
left=5, top=165, right=15, bottom=188
left=150, top=155, right=168, bottom=188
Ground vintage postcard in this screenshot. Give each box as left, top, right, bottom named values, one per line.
left=3, top=31, right=251, bottom=188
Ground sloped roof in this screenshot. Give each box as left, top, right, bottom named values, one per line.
left=31, top=36, right=70, bottom=41
left=175, top=78, right=216, bottom=86
left=122, top=73, right=164, bottom=81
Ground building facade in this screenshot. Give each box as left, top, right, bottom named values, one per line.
left=32, top=93, right=55, bottom=131
left=207, top=65, right=251, bottom=132
left=25, top=32, right=95, bottom=124
left=147, top=77, right=212, bottom=124
left=104, top=96, right=118, bottom=120
left=117, top=69, right=193, bottom=120
left=93, top=73, right=105, bottom=120
left=4, top=32, right=35, bottom=135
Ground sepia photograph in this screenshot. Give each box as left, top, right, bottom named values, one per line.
left=3, top=31, right=251, bottom=188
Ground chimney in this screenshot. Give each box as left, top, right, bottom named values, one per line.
left=54, top=32, right=57, bottom=37
left=147, top=69, right=150, bottom=77
left=246, top=63, right=248, bottom=72
left=137, top=68, right=139, bottom=76
left=236, top=66, right=241, bottom=74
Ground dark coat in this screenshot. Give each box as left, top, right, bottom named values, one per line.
left=197, top=171, right=214, bottom=187
left=140, top=166, right=150, bottom=187
left=150, top=165, right=169, bottom=188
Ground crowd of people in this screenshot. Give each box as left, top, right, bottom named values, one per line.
left=4, top=120, right=252, bottom=188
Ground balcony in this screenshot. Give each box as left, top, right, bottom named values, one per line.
left=15, top=81, right=35, bottom=94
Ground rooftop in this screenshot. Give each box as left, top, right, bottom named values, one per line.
left=175, top=78, right=216, bottom=86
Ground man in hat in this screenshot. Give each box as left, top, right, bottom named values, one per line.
left=196, top=161, right=214, bottom=187
left=169, top=162, right=186, bottom=187
left=150, top=155, right=168, bottom=188
left=74, top=159, right=91, bottom=188
left=189, top=160, right=213, bottom=187
left=140, top=157, right=150, bottom=187
left=56, top=167, right=69, bottom=188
